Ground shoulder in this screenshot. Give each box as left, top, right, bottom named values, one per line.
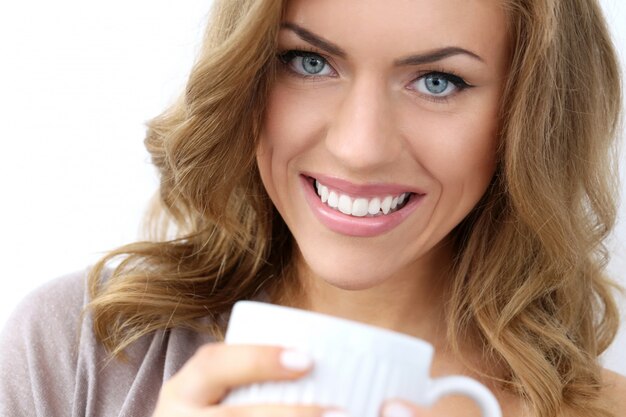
left=1, top=268, right=90, bottom=352
left=1, top=267, right=220, bottom=417
left=0, top=269, right=90, bottom=416
left=1, top=268, right=89, bottom=346
left=6, top=268, right=88, bottom=326
left=601, top=368, right=626, bottom=415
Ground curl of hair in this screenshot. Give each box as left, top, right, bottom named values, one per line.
left=86, top=1, right=621, bottom=416
left=449, top=0, right=621, bottom=416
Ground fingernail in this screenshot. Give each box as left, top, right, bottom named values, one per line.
left=279, top=348, right=313, bottom=371
left=323, top=410, right=351, bottom=417
left=383, top=401, right=413, bottom=417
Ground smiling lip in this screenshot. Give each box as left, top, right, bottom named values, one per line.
left=300, top=174, right=424, bottom=237
left=303, top=172, right=426, bottom=198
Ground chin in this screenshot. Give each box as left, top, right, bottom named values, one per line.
left=323, top=277, right=377, bottom=291
left=295, top=238, right=403, bottom=292
left=307, top=261, right=392, bottom=292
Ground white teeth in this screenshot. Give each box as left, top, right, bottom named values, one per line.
left=320, top=185, right=329, bottom=203
left=352, top=198, right=369, bottom=217
left=327, top=190, right=339, bottom=208
left=314, top=179, right=412, bottom=217
left=368, top=198, right=381, bottom=215
left=381, top=196, right=392, bottom=214
left=338, top=195, right=352, bottom=215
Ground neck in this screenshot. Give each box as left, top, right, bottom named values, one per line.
left=277, top=241, right=453, bottom=348
left=267, top=240, right=508, bottom=384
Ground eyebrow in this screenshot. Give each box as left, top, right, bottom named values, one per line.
left=394, top=47, right=484, bottom=66
left=280, top=22, right=347, bottom=58
left=280, top=22, right=484, bottom=66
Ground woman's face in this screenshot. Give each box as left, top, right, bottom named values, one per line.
left=257, top=0, right=509, bottom=290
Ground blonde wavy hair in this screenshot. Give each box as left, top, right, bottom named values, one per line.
left=86, top=0, right=622, bottom=416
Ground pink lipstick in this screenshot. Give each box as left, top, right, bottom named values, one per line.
left=300, top=174, right=424, bottom=237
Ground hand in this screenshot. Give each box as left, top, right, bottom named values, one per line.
left=381, top=400, right=429, bottom=417
left=381, top=398, right=486, bottom=417
left=152, top=343, right=348, bottom=417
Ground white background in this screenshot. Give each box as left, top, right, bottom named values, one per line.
left=0, top=1, right=624, bottom=374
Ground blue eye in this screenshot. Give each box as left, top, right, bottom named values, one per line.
left=278, top=50, right=334, bottom=76
left=412, top=72, right=470, bottom=98
left=425, top=74, right=450, bottom=94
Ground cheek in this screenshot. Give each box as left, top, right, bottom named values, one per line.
left=401, top=105, right=499, bottom=187
left=256, top=84, right=334, bottom=210
left=397, top=103, right=499, bottom=234
left=260, top=83, right=336, bottom=157
left=438, top=123, right=496, bottom=182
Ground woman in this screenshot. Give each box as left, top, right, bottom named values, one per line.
left=1, top=0, right=624, bottom=416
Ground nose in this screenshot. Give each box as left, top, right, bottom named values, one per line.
left=325, top=74, right=402, bottom=171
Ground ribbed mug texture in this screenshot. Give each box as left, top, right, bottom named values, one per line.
left=222, top=301, right=435, bottom=417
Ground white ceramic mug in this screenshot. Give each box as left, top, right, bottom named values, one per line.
left=222, top=301, right=502, bottom=417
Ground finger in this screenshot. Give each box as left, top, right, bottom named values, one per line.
left=164, top=343, right=314, bottom=407
left=380, top=399, right=429, bottom=417
left=200, top=404, right=350, bottom=417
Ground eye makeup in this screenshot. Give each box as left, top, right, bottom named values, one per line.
left=276, top=47, right=475, bottom=102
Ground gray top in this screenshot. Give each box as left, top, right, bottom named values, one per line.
left=0, top=269, right=218, bottom=417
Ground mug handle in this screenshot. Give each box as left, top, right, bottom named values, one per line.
left=426, top=376, right=502, bottom=417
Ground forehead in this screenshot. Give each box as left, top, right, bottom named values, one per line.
left=282, top=0, right=509, bottom=65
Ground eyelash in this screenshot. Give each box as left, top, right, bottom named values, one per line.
left=276, top=49, right=473, bottom=102
left=413, top=69, right=472, bottom=103
left=277, top=48, right=336, bottom=78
